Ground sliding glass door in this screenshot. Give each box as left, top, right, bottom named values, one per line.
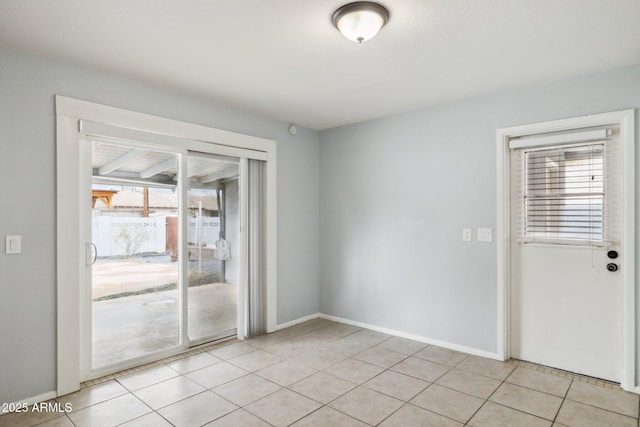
left=88, top=138, right=240, bottom=373
left=91, top=141, right=181, bottom=369
left=186, top=154, right=240, bottom=342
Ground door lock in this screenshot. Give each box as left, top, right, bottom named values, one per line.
left=607, top=263, right=618, bottom=272
left=607, top=250, right=619, bottom=259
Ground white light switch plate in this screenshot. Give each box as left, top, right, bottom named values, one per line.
left=6, top=235, right=22, bottom=254
left=477, top=228, right=492, bottom=242
left=462, top=228, right=472, bottom=242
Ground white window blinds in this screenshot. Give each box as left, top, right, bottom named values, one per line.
left=510, top=129, right=614, bottom=246
left=246, top=159, right=265, bottom=337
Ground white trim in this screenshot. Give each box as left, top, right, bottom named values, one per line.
left=508, top=128, right=611, bottom=149
left=496, top=109, right=636, bottom=391
left=2, top=391, right=57, bottom=410
left=56, top=115, right=82, bottom=397
left=273, top=313, right=322, bottom=331
left=86, top=346, right=186, bottom=381
left=496, top=124, right=509, bottom=362
left=56, top=96, right=278, bottom=395
left=86, top=331, right=237, bottom=381
left=517, top=239, right=613, bottom=248
left=497, top=111, right=630, bottom=138
left=238, top=158, right=249, bottom=340
left=56, top=96, right=272, bottom=151
left=178, top=150, right=189, bottom=347
left=264, top=148, right=277, bottom=333
left=273, top=312, right=502, bottom=360
left=620, top=110, right=636, bottom=391
left=81, top=121, right=269, bottom=161
left=78, top=135, right=92, bottom=379
left=319, top=314, right=502, bottom=361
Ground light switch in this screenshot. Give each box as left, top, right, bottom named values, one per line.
left=462, top=228, right=472, bottom=242
left=477, top=228, right=492, bottom=242
left=6, top=235, right=22, bottom=254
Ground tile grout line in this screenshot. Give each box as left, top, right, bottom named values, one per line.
left=507, top=359, right=619, bottom=389
left=288, top=332, right=405, bottom=426
left=551, top=378, right=574, bottom=427
left=459, top=360, right=637, bottom=426
left=345, top=336, right=409, bottom=427
left=240, top=320, right=347, bottom=425
left=373, top=348, right=472, bottom=427
left=80, top=338, right=237, bottom=389
left=462, top=367, right=511, bottom=427
left=27, top=319, right=638, bottom=427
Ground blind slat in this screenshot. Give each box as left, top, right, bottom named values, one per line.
left=514, top=141, right=607, bottom=244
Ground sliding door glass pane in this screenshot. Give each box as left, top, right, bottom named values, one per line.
left=187, top=154, right=239, bottom=340
left=91, top=140, right=180, bottom=368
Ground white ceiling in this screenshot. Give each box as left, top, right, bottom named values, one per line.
left=0, top=0, right=639, bottom=130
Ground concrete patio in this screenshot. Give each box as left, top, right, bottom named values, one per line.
left=92, top=260, right=237, bottom=368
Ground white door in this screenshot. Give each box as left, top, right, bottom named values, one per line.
left=509, top=125, right=624, bottom=382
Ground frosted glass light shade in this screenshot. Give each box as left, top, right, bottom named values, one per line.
left=332, top=2, right=389, bottom=43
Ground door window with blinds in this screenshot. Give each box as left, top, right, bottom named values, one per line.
left=510, top=128, right=615, bottom=246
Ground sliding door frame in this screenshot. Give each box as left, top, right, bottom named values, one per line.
left=56, top=96, right=277, bottom=396
left=80, top=137, right=189, bottom=380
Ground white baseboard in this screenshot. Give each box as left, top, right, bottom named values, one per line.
left=273, top=313, right=321, bottom=331
left=318, top=313, right=502, bottom=361
left=0, top=391, right=58, bottom=416
left=3, top=313, right=503, bottom=416
left=272, top=312, right=501, bottom=361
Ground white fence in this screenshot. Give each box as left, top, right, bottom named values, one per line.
left=93, top=215, right=221, bottom=257
left=188, top=216, right=221, bottom=247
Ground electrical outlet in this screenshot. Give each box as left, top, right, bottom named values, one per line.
left=477, top=228, right=492, bottom=242
left=462, top=228, right=472, bottom=242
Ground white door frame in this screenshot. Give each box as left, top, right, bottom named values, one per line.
left=496, top=109, right=636, bottom=391
left=55, top=96, right=278, bottom=396
left=78, top=137, right=191, bottom=381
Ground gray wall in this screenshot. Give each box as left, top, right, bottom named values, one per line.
left=2, top=43, right=639, bottom=403
left=319, top=64, right=640, bottom=357
left=0, top=47, right=320, bottom=403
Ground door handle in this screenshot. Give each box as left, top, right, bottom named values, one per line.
left=86, top=242, right=97, bottom=266
left=607, top=263, right=618, bottom=272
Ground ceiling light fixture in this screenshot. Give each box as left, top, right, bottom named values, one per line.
left=332, top=2, right=389, bottom=43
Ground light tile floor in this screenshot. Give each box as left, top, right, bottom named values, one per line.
left=2, top=318, right=639, bottom=426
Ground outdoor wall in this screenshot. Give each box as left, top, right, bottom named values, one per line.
left=319, top=64, right=640, bottom=359
left=0, top=47, right=320, bottom=404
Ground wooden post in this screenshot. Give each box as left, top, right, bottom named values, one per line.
left=166, top=216, right=178, bottom=261
left=142, top=187, right=149, bottom=217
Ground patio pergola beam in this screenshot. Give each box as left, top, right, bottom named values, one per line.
left=188, top=163, right=226, bottom=178
left=98, top=148, right=149, bottom=175
left=140, top=157, right=177, bottom=178
left=200, top=165, right=239, bottom=183
left=93, top=170, right=176, bottom=188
